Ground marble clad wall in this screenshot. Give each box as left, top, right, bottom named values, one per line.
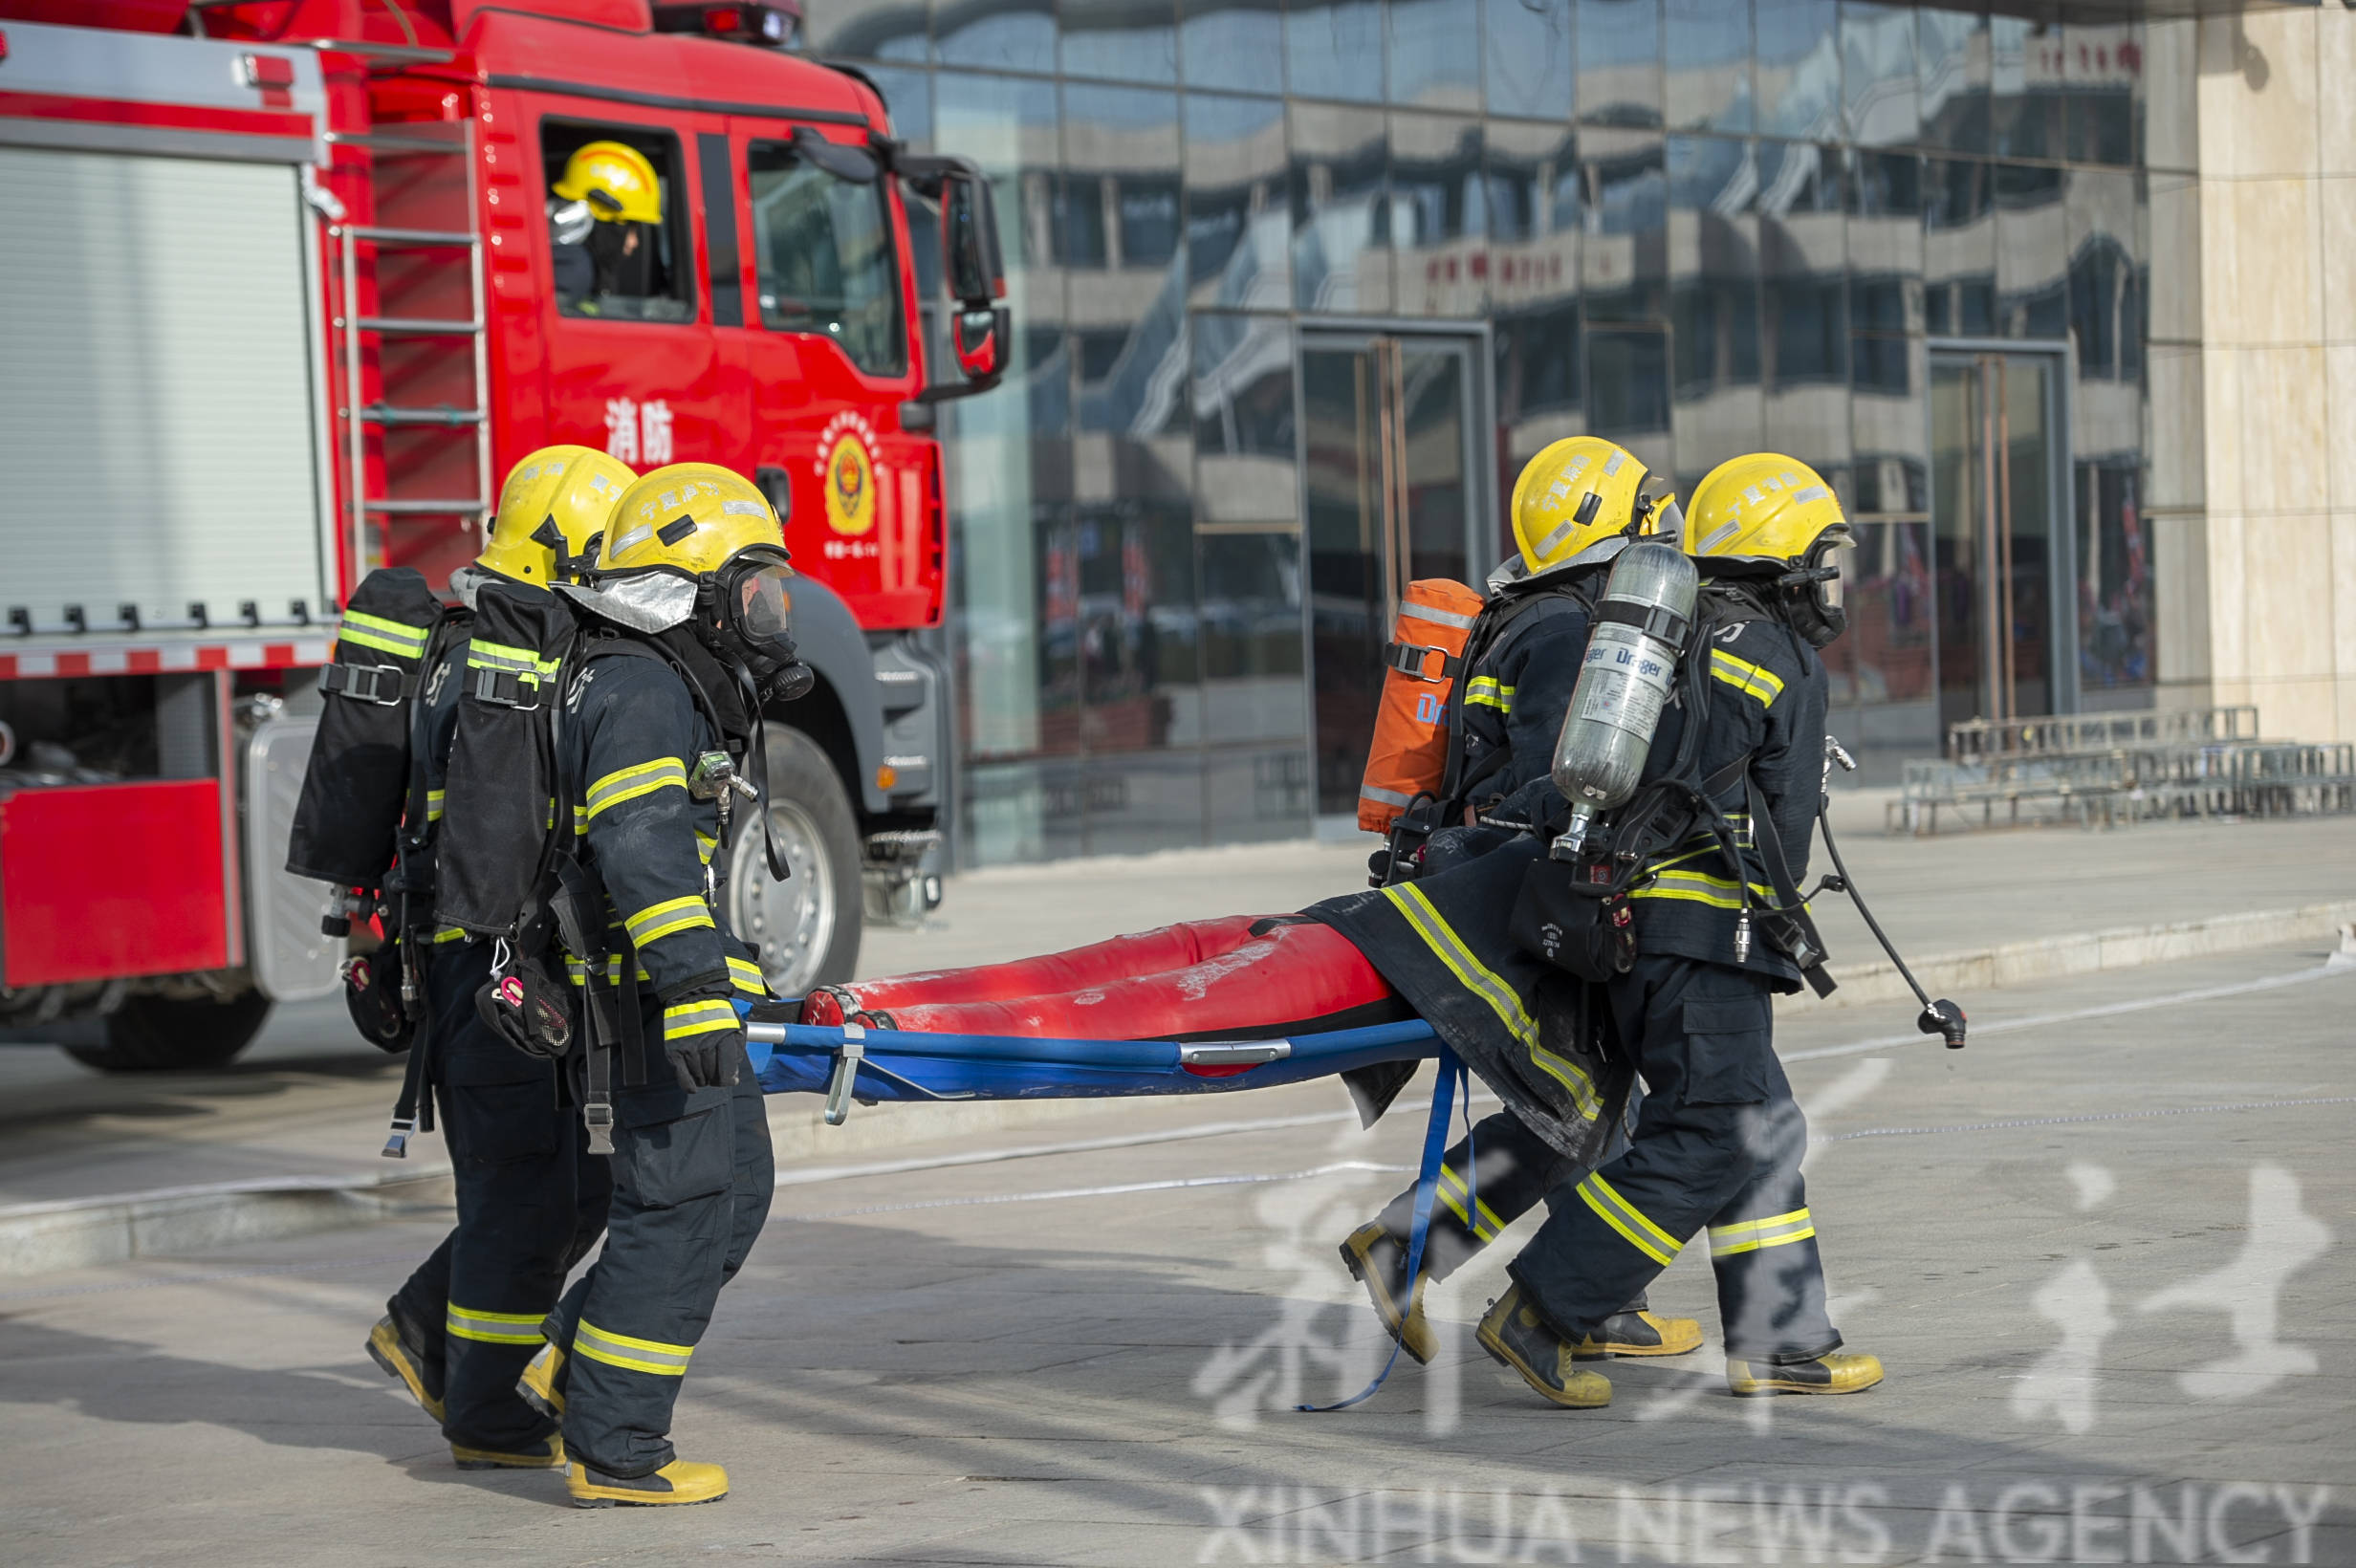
left=2170, top=5, right=2356, bottom=743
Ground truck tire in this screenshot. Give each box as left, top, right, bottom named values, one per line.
left=727, top=725, right=862, bottom=997
left=65, top=990, right=273, bottom=1074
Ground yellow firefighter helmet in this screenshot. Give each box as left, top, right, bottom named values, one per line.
left=479, top=446, right=637, bottom=585
left=1683, top=453, right=1850, bottom=566
left=1509, top=437, right=1657, bottom=573
left=551, top=140, right=663, bottom=225
left=600, top=464, right=784, bottom=577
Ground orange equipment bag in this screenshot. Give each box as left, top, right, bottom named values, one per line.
left=1357, top=578, right=1488, bottom=833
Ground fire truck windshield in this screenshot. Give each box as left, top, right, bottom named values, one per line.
left=748, top=138, right=907, bottom=378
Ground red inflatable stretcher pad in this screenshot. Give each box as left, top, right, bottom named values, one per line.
left=809, top=916, right=1403, bottom=1048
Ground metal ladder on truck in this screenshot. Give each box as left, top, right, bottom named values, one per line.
left=320, top=54, right=492, bottom=592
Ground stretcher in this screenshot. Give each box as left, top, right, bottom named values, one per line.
left=743, top=1007, right=1444, bottom=1123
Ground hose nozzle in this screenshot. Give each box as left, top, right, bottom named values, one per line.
left=1918, top=998, right=1968, bottom=1049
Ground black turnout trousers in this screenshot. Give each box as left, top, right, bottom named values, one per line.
left=1505, top=954, right=1839, bottom=1364
left=389, top=938, right=613, bottom=1451
left=539, top=1020, right=774, bottom=1479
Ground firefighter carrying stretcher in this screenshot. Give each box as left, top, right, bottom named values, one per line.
left=801, top=449, right=1885, bottom=1409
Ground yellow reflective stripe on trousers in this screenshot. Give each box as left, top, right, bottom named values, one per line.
left=585, top=757, right=688, bottom=820
left=624, top=896, right=713, bottom=947
left=425, top=787, right=446, bottom=823
left=664, top=998, right=738, bottom=1040
left=1576, top=1171, right=1681, bottom=1266
left=1709, top=648, right=1784, bottom=707
left=446, top=1303, right=545, bottom=1345
left=1381, top=882, right=1538, bottom=1048
left=431, top=925, right=470, bottom=945
left=697, top=831, right=719, bottom=864
left=575, top=1320, right=693, bottom=1377
left=726, top=956, right=767, bottom=997
left=339, top=610, right=431, bottom=658
left=1709, top=1207, right=1816, bottom=1257
left=1463, top=676, right=1515, bottom=712
left=1436, top=1165, right=1505, bottom=1242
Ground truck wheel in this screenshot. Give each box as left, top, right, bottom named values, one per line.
left=728, top=726, right=863, bottom=997
left=64, top=990, right=273, bottom=1074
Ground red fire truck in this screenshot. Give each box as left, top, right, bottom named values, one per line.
left=0, top=0, right=1009, bottom=1069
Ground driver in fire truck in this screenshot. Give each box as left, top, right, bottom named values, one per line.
left=547, top=139, right=683, bottom=322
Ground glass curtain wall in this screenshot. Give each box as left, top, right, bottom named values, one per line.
left=800, top=0, right=2179, bottom=859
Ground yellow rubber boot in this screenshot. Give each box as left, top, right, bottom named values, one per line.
left=1727, top=1351, right=1885, bottom=1396
left=1339, top=1222, right=1436, bottom=1365
left=516, top=1342, right=565, bottom=1421
left=1475, top=1285, right=1611, bottom=1409
left=1574, top=1308, right=1704, bottom=1360
left=452, top=1434, right=565, bottom=1470
left=568, top=1459, right=731, bottom=1508
left=365, top=1315, right=445, bottom=1423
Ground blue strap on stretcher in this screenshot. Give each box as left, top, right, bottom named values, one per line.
left=1297, top=1046, right=1469, bottom=1414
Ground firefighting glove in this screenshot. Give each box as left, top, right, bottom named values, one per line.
left=661, top=984, right=743, bottom=1092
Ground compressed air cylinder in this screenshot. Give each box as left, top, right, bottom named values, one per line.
left=1549, top=542, right=1700, bottom=826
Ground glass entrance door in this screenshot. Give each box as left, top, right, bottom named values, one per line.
left=1298, top=332, right=1483, bottom=817
left=1928, top=351, right=2067, bottom=732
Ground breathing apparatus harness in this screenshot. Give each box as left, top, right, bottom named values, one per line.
left=1371, top=485, right=1680, bottom=890
left=1508, top=574, right=1967, bottom=1049
left=429, top=565, right=808, bottom=1154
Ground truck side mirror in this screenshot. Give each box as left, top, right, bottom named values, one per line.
left=899, top=155, right=1012, bottom=403
left=950, top=306, right=1008, bottom=384
left=940, top=167, right=1003, bottom=311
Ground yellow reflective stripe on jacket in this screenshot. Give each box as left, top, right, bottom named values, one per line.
left=1709, top=1207, right=1816, bottom=1258
left=425, top=787, right=446, bottom=823
left=663, top=998, right=739, bottom=1041
left=726, top=955, right=767, bottom=998
left=446, top=1303, right=544, bottom=1346
left=339, top=609, right=432, bottom=658
left=467, top=638, right=561, bottom=678
left=1437, top=1165, right=1505, bottom=1242
left=563, top=954, right=652, bottom=987
left=585, top=757, right=688, bottom=820
left=697, top=831, right=719, bottom=865
left=1380, top=882, right=1537, bottom=1048
left=1527, top=1039, right=1602, bottom=1121
left=624, top=896, right=714, bottom=947
left=1576, top=1171, right=1681, bottom=1266
left=1709, top=648, right=1784, bottom=707
left=1627, top=867, right=1778, bottom=910
left=1463, top=676, right=1515, bottom=712
left=575, top=1319, right=694, bottom=1377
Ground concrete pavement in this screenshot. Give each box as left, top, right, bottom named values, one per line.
left=0, top=936, right=2348, bottom=1563
left=5, top=809, right=2356, bottom=1273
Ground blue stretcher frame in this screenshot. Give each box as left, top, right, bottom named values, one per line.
left=742, top=1002, right=1463, bottom=1411
left=744, top=1006, right=1442, bottom=1108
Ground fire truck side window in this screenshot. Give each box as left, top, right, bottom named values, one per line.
left=541, top=120, right=695, bottom=323
left=747, top=139, right=907, bottom=378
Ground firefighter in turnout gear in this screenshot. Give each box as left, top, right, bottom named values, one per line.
left=1342, top=437, right=1699, bottom=1371
left=366, top=446, right=636, bottom=1468
left=507, top=464, right=789, bottom=1508
left=1473, top=453, right=1885, bottom=1406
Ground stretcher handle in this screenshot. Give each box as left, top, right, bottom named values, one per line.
left=822, top=1024, right=866, bottom=1125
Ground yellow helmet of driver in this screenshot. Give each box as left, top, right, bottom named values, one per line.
left=479, top=446, right=636, bottom=585
left=1508, top=437, right=1654, bottom=573
left=551, top=140, right=662, bottom=225
left=1683, top=452, right=1850, bottom=566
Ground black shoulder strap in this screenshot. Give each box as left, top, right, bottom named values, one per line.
left=1437, top=582, right=1593, bottom=805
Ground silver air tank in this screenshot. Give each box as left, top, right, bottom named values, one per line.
left=1548, top=541, right=1700, bottom=858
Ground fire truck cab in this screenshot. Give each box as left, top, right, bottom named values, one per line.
left=0, top=0, right=1008, bottom=1069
